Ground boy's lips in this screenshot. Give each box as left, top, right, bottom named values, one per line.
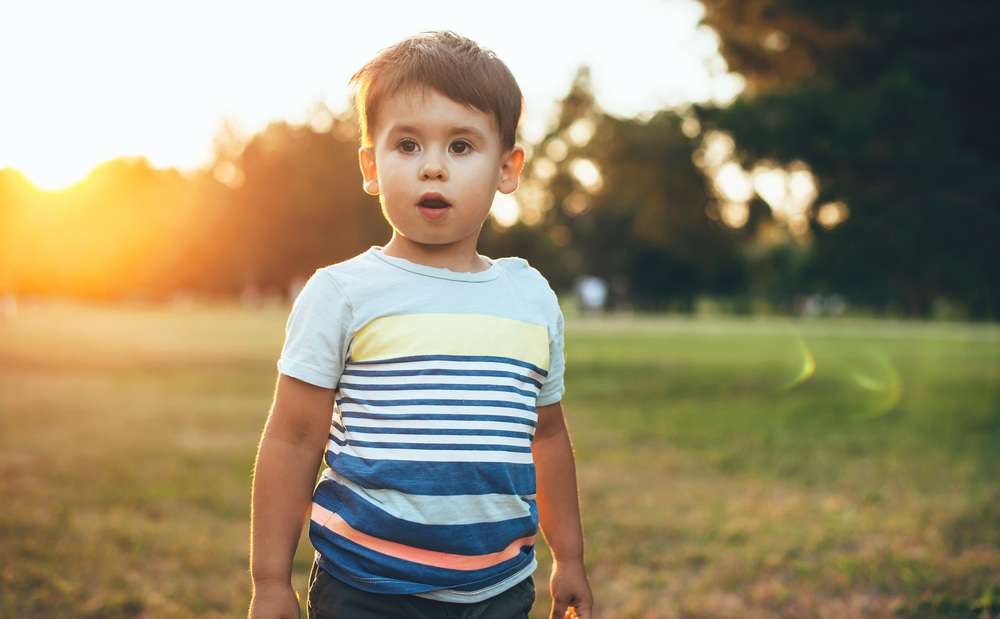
left=417, top=192, right=451, bottom=221
left=417, top=192, right=451, bottom=209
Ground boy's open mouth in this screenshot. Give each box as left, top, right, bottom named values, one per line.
left=417, top=193, right=451, bottom=209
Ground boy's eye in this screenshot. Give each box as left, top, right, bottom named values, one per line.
left=450, top=140, right=473, bottom=154
left=398, top=139, right=419, bottom=153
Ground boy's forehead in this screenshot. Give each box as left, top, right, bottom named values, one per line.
left=375, top=87, right=498, bottom=138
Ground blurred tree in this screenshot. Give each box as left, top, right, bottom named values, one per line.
left=0, top=104, right=386, bottom=303
left=0, top=158, right=200, bottom=300
left=698, top=0, right=1000, bottom=318
left=224, top=113, right=383, bottom=297
left=503, top=67, right=748, bottom=310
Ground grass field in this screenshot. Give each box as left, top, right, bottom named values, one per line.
left=1, top=300, right=998, bottom=618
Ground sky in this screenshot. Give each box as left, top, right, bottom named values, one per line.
left=0, top=0, right=744, bottom=191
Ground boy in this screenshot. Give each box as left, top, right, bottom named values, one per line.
left=248, top=31, right=593, bottom=619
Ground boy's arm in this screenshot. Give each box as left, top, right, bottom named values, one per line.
left=248, top=373, right=335, bottom=615
left=533, top=400, right=594, bottom=619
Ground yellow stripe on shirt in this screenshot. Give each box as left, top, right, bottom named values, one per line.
left=350, top=313, right=549, bottom=370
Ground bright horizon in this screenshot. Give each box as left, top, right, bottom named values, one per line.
left=1, top=0, right=743, bottom=191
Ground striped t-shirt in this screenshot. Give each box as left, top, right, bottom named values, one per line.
left=276, top=245, right=565, bottom=603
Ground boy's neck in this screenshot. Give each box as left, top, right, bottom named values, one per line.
left=380, top=237, right=491, bottom=273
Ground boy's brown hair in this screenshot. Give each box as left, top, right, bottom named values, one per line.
left=349, top=31, right=523, bottom=151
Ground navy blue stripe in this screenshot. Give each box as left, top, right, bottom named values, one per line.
left=343, top=367, right=543, bottom=388
left=338, top=396, right=537, bottom=412
left=343, top=426, right=533, bottom=440
left=312, top=531, right=534, bottom=594
left=341, top=411, right=536, bottom=428
left=346, top=353, right=547, bottom=376
left=327, top=453, right=536, bottom=495
left=314, top=479, right=537, bottom=555
left=339, top=382, right=537, bottom=398
left=332, top=437, right=532, bottom=453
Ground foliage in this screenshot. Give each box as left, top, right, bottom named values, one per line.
left=698, top=0, right=1000, bottom=318
left=506, top=68, right=748, bottom=310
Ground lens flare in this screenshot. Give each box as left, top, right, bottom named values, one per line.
left=849, top=347, right=904, bottom=418
left=779, top=333, right=816, bottom=391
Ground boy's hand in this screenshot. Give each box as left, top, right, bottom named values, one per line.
left=248, top=580, right=300, bottom=619
left=548, top=558, right=594, bottom=619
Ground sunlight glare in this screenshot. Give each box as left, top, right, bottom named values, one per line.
left=545, top=138, right=569, bottom=162
left=714, top=161, right=753, bottom=202
left=817, top=201, right=849, bottom=229
left=7, top=125, right=109, bottom=191
left=569, top=158, right=603, bottom=194
left=212, top=161, right=246, bottom=189
left=566, top=117, right=596, bottom=147
left=2, top=0, right=734, bottom=190
left=701, top=131, right=735, bottom=169
left=680, top=114, right=701, bottom=138
left=562, top=191, right=592, bottom=216
left=720, top=201, right=750, bottom=228
left=514, top=181, right=550, bottom=226
left=532, top=158, right=557, bottom=182
left=490, top=192, right=520, bottom=227
left=750, top=161, right=819, bottom=240
left=751, top=164, right=787, bottom=211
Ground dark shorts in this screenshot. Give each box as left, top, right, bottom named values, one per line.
left=307, top=558, right=536, bottom=619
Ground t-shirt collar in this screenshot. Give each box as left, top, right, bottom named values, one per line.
left=368, top=245, right=500, bottom=282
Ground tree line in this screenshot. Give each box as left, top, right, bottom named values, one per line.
left=0, top=2, right=995, bottom=319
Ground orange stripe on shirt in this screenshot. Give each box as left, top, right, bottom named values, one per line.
left=311, top=503, right=534, bottom=571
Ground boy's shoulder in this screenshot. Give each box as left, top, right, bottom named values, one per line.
left=494, top=255, right=552, bottom=288
left=315, top=249, right=372, bottom=275
left=492, top=255, right=561, bottom=317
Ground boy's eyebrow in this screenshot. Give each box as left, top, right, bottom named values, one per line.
left=388, top=124, right=487, bottom=140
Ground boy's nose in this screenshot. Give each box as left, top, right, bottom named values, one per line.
left=419, top=157, right=447, bottom=181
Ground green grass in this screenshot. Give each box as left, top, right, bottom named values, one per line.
left=0, top=301, right=997, bottom=618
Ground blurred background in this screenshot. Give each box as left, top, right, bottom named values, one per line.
left=1, top=1, right=998, bottom=618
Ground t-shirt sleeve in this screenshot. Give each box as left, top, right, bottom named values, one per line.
left=276, top=269, right=353, bottom=389
left=536, top=302, right=565, bottom=406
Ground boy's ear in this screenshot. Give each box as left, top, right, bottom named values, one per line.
left=358, top=146, right=379, bottom=196
left=497, top=146, right=526, bottom=195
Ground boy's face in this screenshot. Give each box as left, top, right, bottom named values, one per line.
left=358, top=87, right=524, bottom=258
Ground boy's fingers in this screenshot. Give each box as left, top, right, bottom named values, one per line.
left=550, top=602, right=583, bottom=619
left=567, top=599, right=594, bottom=619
